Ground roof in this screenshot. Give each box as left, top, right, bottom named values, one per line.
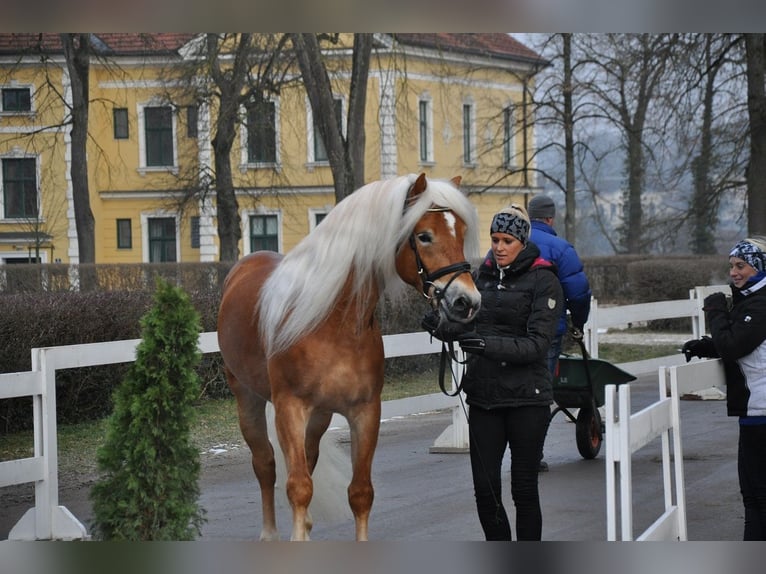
left=0, top=33, right=544, bottom=65
left=391, top=33, right=546, bottom=66
left=0, top=33, right=197, bottom=56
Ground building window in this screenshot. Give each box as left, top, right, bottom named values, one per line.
left=2, top=158, right=37, bottom=219
left=418, top=100, right=434, bottom=163
left=144, top=106, right=174, bottom=167
left=462, top=103, right=474, bottom=165
left=503, top=105, right=515, bottom=168
left=247, top=99, right=276, bottom=163
left=148, top=217, right=177, bottom=262
left=312, top=98, right=343, bottom=163
left=190, top=216, right=200, bottom=248
left=1, top=87, right=31, bottom=112
left=186, top=105, right=198, bottom=138
left=116, top=218, right=132, bottom=249
left=113, top=108, right=129, bottom=139
left=249, top=214, right=278, bottom=252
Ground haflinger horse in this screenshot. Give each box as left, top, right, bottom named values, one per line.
left=217, top=173, right=480, bottom=541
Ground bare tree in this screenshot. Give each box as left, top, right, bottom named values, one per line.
left=290, top=33, right=372, bottom=203
left=60, top=34, right=96, bottom=265
left=169, top=33, right=296, bottom=262
left=674, top=34, right=747, bottom=254
left=745, top=34, right=766, bottom=235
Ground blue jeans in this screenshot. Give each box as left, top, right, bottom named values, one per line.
left=739, top=423, right=766, bottom=540
left=468, top=404, right=550, bottom=540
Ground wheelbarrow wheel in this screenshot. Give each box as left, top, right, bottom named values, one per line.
left=575, top=406, right=602, bottom=459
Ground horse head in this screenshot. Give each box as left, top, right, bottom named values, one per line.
left=396, top=173, right=481, bottom=331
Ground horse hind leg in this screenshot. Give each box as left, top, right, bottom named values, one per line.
left=273, top=400, right=315, bottom=541
left=228, top=369, right=280, bottom=541
left=347, top=404, right=381, bottom=541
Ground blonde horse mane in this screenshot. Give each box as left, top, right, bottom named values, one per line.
left=258, top=174, right=479, bottom=357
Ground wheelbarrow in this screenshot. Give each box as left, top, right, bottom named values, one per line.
left=551, top=336, right=636, bottom=459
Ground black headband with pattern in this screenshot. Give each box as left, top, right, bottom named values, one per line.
left=730, top=240, right=766, bottom=272
left=490, top=212, right=529, bottom=244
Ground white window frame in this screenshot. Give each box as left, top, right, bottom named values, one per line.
left=308, top=207, right=331, bottom=232
left=418, top=95, right=434, bottom=165
left=137, top=101, right=179, bottom=175
left=140, top=211, right=180, bottom=263
left=241, top=207, right=282, bottom=255
left=306, top=96, right=345, bottom=165
left=0, top=83, right=34, bottom=115
left=503, top=103, right=517, bottom=169
left=239, top=96, right=281, bottom=170
left=0, top=152, right=41, bottom=221
left=462, top=98, right=476, bottom=167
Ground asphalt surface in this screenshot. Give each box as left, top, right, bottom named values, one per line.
left=0, top=370, right=742, bottom=542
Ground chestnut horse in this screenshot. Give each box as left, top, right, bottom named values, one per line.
left=217, top=173, right=480, bottom=540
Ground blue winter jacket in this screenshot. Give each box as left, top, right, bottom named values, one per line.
left=529, top=220, right=592, bottom=334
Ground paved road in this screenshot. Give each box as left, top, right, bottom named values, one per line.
left=0, top=371, right=742, bottom=542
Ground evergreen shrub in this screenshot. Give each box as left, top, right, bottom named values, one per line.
left=90, top=279, right=205, bottom=540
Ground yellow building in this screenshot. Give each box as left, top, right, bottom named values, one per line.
left=0, top=33, right=547, bottom=264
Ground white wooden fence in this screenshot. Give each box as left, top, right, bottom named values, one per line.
left=1, top=331, right=453, bottom=541
left=0, top=284, right=731, bottom=540
left=584, top=284, right=728, bottom=359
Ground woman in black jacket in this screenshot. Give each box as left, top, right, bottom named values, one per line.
left=456, top=205, right=563, bottom=541
left=682, top=236, right=766, bottom=540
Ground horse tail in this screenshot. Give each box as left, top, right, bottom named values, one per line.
left=266, top=403, right=353, bottom=526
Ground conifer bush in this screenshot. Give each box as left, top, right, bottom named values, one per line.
left=89, top=279, right=206, bottom=540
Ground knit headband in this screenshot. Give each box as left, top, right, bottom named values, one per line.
left=730, top=239, right=766, bottom=272
left=490, top=211, right=529, bottom=244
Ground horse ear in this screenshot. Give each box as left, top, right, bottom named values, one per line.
left=451, top=176, right=462, bottom=187
left=407, top=173, right=428, bottom=202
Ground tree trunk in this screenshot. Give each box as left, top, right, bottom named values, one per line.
left=562, top=33, right=577, bottom=244
left=291, top=33, right=371, bottom=203
left=208, top=33, right=251, bottom=262
left=690, top=35, right=718, bottom=254
left=745, top=34, right=766, bottom=236
left=61, top=34, right=96, bottom=268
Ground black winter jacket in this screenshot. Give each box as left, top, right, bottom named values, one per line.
left=703, top=276, right=766, bottom=417
left=461, top=242, right=564, bottom=410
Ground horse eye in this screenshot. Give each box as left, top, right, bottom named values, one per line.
left=416, top=232, right=433, bottom=244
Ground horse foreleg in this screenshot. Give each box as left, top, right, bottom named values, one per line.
left=347, top=403, right=381, bottom=541
left=230, top=381, right=279, bottom=541
left=274, top=400, right=313, bottom=541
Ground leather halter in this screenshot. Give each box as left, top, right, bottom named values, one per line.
left=406, top=206, right=472, bottom=303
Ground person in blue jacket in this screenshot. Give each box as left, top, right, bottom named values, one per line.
left=527, top=194, right=592, bottom=471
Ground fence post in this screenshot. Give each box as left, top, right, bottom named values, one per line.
left=584, top=296, right=599, bottom=358
left=8, top=347, right=87, bottom=541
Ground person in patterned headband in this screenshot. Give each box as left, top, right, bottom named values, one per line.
left=453, top=202, right=562, bottom=541
left=490, top=204, right=530, bottom=246
left=729, top=238, right=766, bottom=274
left=681, top=234, right=766, bottom=540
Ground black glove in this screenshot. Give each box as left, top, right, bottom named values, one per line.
left=421, top=309, right=475, bottom=343
left=703, top=292, right=727, bottom=312
left=571, top=326, right=584, bottom=341
left=455, top=331, right=486, bottom=355
left=681, top=336, right=716, bottom=362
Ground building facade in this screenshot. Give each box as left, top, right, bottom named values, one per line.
left=0, top=33, right=546, bottom=265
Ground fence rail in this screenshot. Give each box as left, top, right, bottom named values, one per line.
left=0, top=284, right=732, bottom=540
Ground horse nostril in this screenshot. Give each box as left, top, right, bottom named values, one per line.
left=451, top=296, right=469, bottom=316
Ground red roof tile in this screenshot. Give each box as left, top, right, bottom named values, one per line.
left=392, top=33, right=545, bottom=65
left=0, top=33, right=197, bottom=56
left=0, top=33, right=544, bottom=66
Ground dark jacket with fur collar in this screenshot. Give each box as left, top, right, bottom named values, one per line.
left=461, top=241, right=564, bottom=410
